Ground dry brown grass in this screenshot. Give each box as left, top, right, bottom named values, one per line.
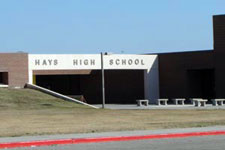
left=1, top=88, right=225, bottom=137
left=1, top=108, right=225, bottom=137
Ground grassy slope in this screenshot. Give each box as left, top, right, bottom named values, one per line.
left=1, top=88, right=225, bottom=137
left=0, top=88, right=88, bottom=109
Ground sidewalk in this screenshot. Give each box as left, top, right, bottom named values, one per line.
left=1, top=125, right=225, bottom=143
left=93, top=104, right=225, bottom=109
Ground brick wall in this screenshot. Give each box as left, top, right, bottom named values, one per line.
left=213, top=15, right=225, bottom=97
left=158, top=50, right=214, bottom=99
left=0, top=53, right=28, bottom=88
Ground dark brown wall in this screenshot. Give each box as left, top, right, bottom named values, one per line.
left=213, top=15, right=225, bottom=98
left=80, top=71, right=102, bottom=104
left=81, top=70, right=144, bottom=104
left=213, top=15, right=225, bottom=50
left=158, top=51, right=214, bottom=99
left=158, top=14, right=225, bottom=99
left=104, top=70, right=144, bottom=104
left=0, top=53, right=28, bottom=88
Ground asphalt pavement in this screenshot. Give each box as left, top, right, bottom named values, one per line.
left=1, top=126, right=225, bottom=150
left=7, top=135, right=225, bottom=150
left=1, top=126, right=225, bottom=143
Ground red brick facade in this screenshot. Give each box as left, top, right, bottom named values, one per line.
left=0, top=53, right=28, bottom=88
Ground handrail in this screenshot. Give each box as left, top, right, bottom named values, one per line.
left=25, top=83, right=99, bottom=109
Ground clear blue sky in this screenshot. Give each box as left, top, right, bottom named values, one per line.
left=0, top=0, right=225, bottom=54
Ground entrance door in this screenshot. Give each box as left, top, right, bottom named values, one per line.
left=187, top=69, right=215, bottom=99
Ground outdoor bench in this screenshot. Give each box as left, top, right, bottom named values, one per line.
left=192, top=98, right=208, bottom=107
left=211, top=99, right=225, bottom=106
left=136, top=99, right=149, bottom=106
left=172, top=98, right=185, bottom=105
left=157, top=99, right=169, bottom=105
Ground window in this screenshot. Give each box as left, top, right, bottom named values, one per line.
left=0, top=72, right=8, bottom=85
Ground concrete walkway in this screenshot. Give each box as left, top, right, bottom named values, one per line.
left=93, top=104, right=225, bottom=110
left=1, top=126, right=225, bottom=144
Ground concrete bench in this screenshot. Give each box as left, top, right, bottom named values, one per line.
left=211, top=99, right=225, bottom=106
left=172, top=98, right=185, bottom=105
left=192, top=98, right=208, bottom=107
left=136, top=99, right=149, bottom=106
left=157, top=99, right=169, bottom=105
left=189, top=98, right=200, bottom=105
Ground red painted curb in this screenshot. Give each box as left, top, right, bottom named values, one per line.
left=0, top=130, right=225, bottom=149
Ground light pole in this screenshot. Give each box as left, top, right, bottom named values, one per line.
left=101, top=52, right=105, bottom=109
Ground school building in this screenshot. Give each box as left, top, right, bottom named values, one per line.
left=0, top=14, right=225, bottom=104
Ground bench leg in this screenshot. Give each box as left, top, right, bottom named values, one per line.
left=202, top=102, right=206, bottom=107
left=181, top=101, right=184, bottom=105
left=137, top=101, right=140, bottom=106
left=195, top=101, right=200, bottom=107
left=145, top=102, right=148, bottom=106
left=164, top=101, right=167, bottom=105
left=175, top=101, right=178, bottom=105
left=194, top=101, right=197, bottom=107
left=213, top=101, right=217, bottom=106
left=158, top=101, right=161, bottom=105
left=200, top=101, right=203, bottom=107
left=137, top=101, right=142, bottom=106
left=219, top=101, right=223, bottom=106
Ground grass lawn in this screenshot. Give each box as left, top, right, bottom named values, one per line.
left=1, top=88, right=225, bottom=137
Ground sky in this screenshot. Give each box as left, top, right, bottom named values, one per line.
left=0, top=0, right=225, bottom=54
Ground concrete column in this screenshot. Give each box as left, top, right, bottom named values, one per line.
left=144, top=57, right=159, bottom=104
